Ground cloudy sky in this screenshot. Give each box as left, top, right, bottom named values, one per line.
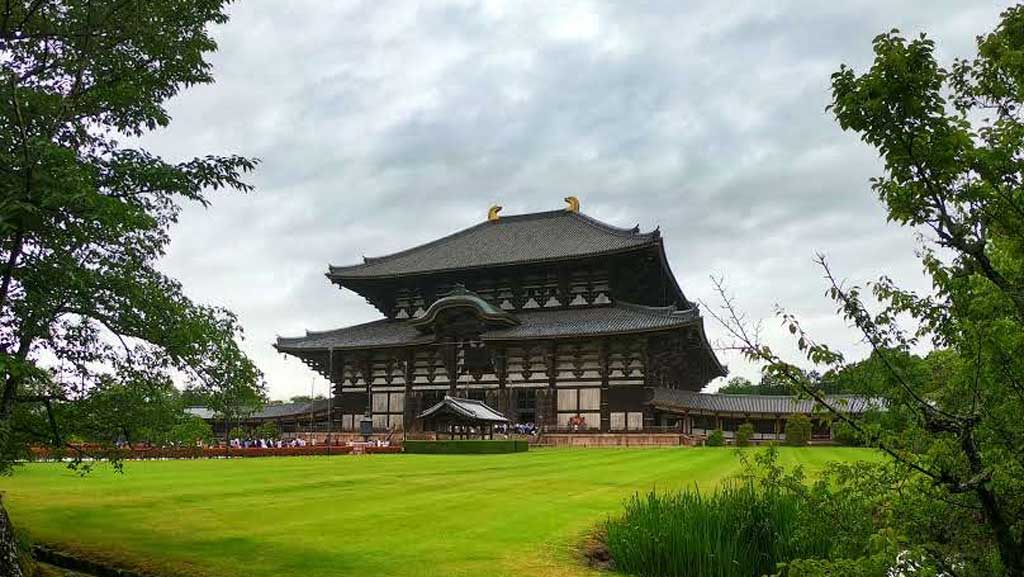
left=140, top=0, right=1009, bottom=401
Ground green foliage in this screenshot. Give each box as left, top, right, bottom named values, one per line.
left=402, top=440, right=528, bottom=454
left=710, top=7, right=1024, bottom=574
left=254, top=422, right=280, bottom=441
left=784, top=415, right=811, bottom=447
left=65, top=375, right=183, bottom=446
left=228, top=426, right=250, bottom=441
left=735, top=422, right=755, bottom=447
left=167, top=417, right=213, bottom=447
left=0, top=0, right=265, bottom=473
left=830, top=420, right=862, bottom=447
left=825, top=8, right=1024, bottom=573
left=719, top=368, right=850, bottom=396
left=605, top=448, right=854, bottom=577
left=718, top=372, right=793, bottom=396
left=717, top=376, right=758, bottom=395
left=706, top=429, right=725, bottom=446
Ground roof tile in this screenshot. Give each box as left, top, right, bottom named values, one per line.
left=328, top=210, right=659, bottom=279
left=276, top=303, right=700, bottom=351
left=649, top=388, right=877, bottom=415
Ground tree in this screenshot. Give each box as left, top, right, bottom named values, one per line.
left=710, top=6, right=1024, bottom=574
left=166, top=415, right=213, bottom=447
left=716, top=369, right=841, bottom=396
left=66, top=373, right=183, bottom=447
left=735, top=422, right=755, bottom=447
left=716, top=376, right=758, bottom=395
left=783, top=415, right=810, bottom=447
left=0, top=2, right=263, bottom=574
left=706, top=428, right=725, bottom=447
left=254, top=421, right=280, bottom=441
left=288, top=394, right=325, bottom=404
left=228, top=425, right=249, bottom=441
left=207, top=379, right=263, bottom=446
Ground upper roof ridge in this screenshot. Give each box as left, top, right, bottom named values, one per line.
left=328, top=208, right=660, bottom=279
left=571, top=211, right=657, bottom=239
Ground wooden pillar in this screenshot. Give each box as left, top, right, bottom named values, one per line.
left=361, top=354, right=372, bottom=418
left=444, top=341, right=457, bottom=395
left=599, top=339, right=610, bottom=433
left=546, top=342, right=557, bottom=429
left=639, top=339, right=655, bottom=432
left=403, top=350, right=415, bottom=432
left=495, top=346, right=511, bottom=420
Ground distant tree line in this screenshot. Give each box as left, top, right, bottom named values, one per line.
left=716, top=348, right=949, bottom=397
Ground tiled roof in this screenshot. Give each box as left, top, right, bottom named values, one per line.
left=185, top=406, right=217, bottom=419
left=328, top=210, right=660, bottom=279
left=418, top=396, right=509, bottom=423
left=649, top=388, right=877, bottom=415
left=254, top=399, right=330, bottom=419
left=275, top=302, right=701, bottom=351
left=187, top=399, right=331, bottom=421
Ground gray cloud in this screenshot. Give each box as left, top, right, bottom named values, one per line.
left=140, top=0, right=1009, bottom=399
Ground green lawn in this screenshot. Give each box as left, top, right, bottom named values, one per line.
left=2, top=447, right=877, bottom=577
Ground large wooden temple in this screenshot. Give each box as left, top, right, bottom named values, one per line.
left=275, top=198, right=726, bottom=433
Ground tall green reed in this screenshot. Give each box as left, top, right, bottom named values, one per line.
left=605, top=454, right=837, bottom=577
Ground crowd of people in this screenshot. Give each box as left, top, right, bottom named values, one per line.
left=229, top=437, right=312, bottom=449
left=496, top=422, right=539, bottom=436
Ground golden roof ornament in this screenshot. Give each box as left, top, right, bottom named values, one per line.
left=488, top=205, right=502, bottom=222
left=564, top=196, right=580, bottom=213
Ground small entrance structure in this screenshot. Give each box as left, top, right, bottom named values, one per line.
left=419, top=396, right=509, bottom=439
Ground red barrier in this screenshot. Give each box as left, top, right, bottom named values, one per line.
left=28, top=444, right=366, bottom=461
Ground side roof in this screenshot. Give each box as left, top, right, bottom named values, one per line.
left=649, top=389, right=878, bottom=415
left=327, top=210, right=660, bottom=280
left=275, top=302, right=703, bottom=351
left=187, top=400, right=331, bottom=421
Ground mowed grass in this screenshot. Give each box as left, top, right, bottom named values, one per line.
left=2, top=447, right=877, bottom=577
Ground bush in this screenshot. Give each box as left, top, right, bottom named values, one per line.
left=254, top=421, right=280, bottom=440
left=228, top=426, right=249, bottom=440
left=403, top=440, right=528, bottom=454
left=706, top=429, right=726, bottom=446
left=167, top=416, right=214, bottom=446
left=784, top=414, right=812, bottom=446
left=605, top=447, right=849, bottom=577
left=735, top=422, right=755, bottom=447
left=831, top=420, right=862, bottom=446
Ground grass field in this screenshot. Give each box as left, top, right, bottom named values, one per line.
left=2, top=447, right=877, bottom=577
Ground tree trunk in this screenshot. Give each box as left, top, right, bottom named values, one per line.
left=0, top=497, right=25, bottom=577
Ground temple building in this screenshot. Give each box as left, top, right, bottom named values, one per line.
left=275, top=198, right=727, bottom=433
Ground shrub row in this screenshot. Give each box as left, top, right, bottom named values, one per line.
left=403, top=439, right=528, bottom=454
left=704, top=415, right=813, bottom=447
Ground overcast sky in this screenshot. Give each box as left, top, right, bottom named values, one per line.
left=140, top=0, right=1009, bottom=401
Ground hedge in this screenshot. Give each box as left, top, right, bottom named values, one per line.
left=403, top=439, right=529, bottom=454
